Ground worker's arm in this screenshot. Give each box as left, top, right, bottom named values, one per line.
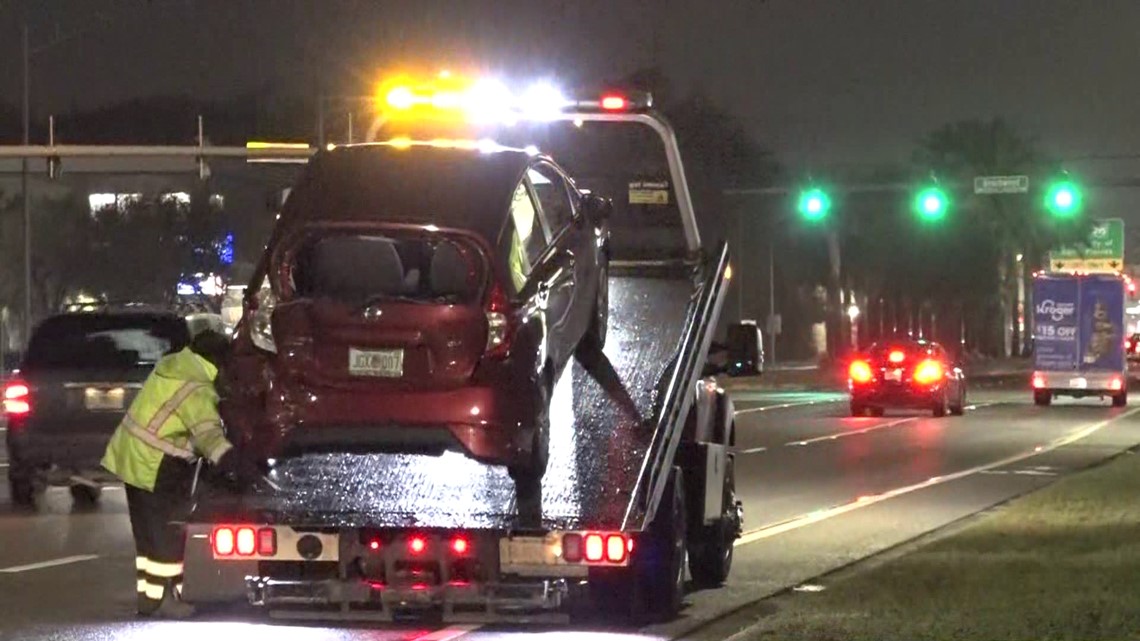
left=176, top=386, right=234, bottom=465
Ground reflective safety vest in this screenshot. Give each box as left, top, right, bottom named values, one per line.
left=101, top=347, right=234, bottom=492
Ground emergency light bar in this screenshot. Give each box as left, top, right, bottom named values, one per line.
left=378, top=74, right=652, bottom=123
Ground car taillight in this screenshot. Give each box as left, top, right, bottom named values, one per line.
left=485, top=283, right=513, bottom=358
left=1111, top=377, right=1124, bottom=391
left=1032, top=373, right=1046, bottom=389
left=2, top=381, right=30, bottom=416
left=849, top=360, right=873, bottom=384
left=249, top=286, right=277, bottom=353
left=913, top=359, right=944, bottom=385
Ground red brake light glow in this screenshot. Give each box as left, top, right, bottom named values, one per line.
left=369, top=539, right=381, bottom=551
left=2, top=381, right=30, bottom=415
left=600, top=95, right=627, bottom=111
left=485, top=283, right=513, bottom=358
left=409, top=536, right=427, bottom=555
left=888, top=350, right=906, bottom=364
left=849, top=360, right=873, bottom=384
left=213, top=527, right=235, bottom=556
left=561, top=533, right=582, bottom=562
left=1111, top=377, right=1124, bottom=391
left=605, top=535, right=627, bottom=563
left=584, top=534, right=605, bottom=562
left=1032, top=374, right=1046, bottom=389
left=913, top=359, right=944, bottom=385
left=451, top=536, right=470, bottom=555
left=235, top=527, right=257, bottom=556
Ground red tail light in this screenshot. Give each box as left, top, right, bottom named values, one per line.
left=257, top=528, right=277, bottom=556
left=584, top=534, right=605, bottom=562
left=3, top=381, right=30, bottom=416
left=1032, top=374, right=1046, bottom=389
left=212, top=527, right=235, bottom=556
left=562, top=533, right=582, bottom=562
left=600, top=95, right=627, bottom=111
left=913, top=359, right=945, bottom=385
left=605, top=534, right=626, bottom=563
left=451, top=536, right=470, bottom=555
left=888, top=350, right=906, bottom=364
left=485, top=283, right=513, bottom=358
left=1110, top=377, right=1124, bottom=391
left=849, top=360, right=873, bottom=384
left=408, top=536, right=427, bottom=555
left=235, top=527, right=257, bottom=556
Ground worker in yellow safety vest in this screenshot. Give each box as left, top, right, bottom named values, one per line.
left=101, top=329, right=259, bottom=618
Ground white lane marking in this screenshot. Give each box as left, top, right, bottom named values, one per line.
left=785, top=417, right=917, bottom=447
left=412, top=625, right=483, bottom=641
left=734, top=405, right=1140, bottom=547
left=740, top=446, right=767, bottom=454
left=735, top=399, right=842, bottom=416
left=0, top=554, right=100, bottom=574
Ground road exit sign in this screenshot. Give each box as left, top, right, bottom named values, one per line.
left=974, top=175, right=1029, bottom=194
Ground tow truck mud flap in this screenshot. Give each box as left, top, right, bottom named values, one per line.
left=182, top=524, right=257, bottom=602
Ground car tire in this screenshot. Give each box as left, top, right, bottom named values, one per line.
left=577, top=265, right=609, bottom=357
left=70, top=485, right=102, bottom=507
left=950, top=389, right=966, bottom=416
left=689, top=456, right=738, bottom=589
left=933, top=394, right=948, bottom=417
left=8, top=475, right=35, bottom=510
left=1113, top=391, right=1128, bottom=407
left=508, top=379, right=551, bottom=498
left=1034, top=390, right=1052, bottom=406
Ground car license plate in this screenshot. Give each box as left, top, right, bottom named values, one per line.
left=84, top=387, right=124, bottom=411
left=348, top=348, right=404, bottom=378
left=1069, top=377, right=1087, bottom=389
left=885, top=369, right=903, bottom=382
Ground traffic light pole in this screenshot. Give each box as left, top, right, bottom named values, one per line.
left=22, top=24, right=31, bottom=344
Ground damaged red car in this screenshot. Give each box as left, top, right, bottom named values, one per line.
left=224, top=141, right=610, bottom=490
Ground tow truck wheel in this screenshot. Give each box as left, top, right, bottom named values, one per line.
left=641, top=466, right=687, bottom=621
left=69, top=485, right=102, bottom=507
left=1113, top=391, right=1128, bottom=407
left=1034, top=390, right=1052, bottom=406
left=689, top=456, right=737, bottom=588
left=933, top=394, right=948, bottom=417
left=8, top=475, right=35, bottom=509
left=849, top=401, right=865, bottom=417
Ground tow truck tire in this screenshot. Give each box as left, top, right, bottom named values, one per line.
left=70, top=485, right=102, bottom=507
left=932, top=394, right=948, bottom=417
left=1113, top=391, right=1128, bottom=407
left=849, top=401, right=865, bottom=417
left=689, top=456, right=737, bottom=588
left=641, top=466, right=687, bottom=621
left=1034, top=390, right=1052, bottom=406
left=8, top=476, right=34, bottom=509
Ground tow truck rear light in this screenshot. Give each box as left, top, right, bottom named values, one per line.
left=451, top=536, right=470, bottom=555
left=584, top=534, right=605, bottom=562
left=235, top=527, right=257, bottom=556
left=1032, top=374, right=1046, bottom=389
left=2, top=381, right=30, bottom=415
left=561, top=533, right=582, bottom=562
left=605, top=534, right=626, bottom=563
left=913, top=359, right=944, bottom=385
left=849, top=360, right=873, bottom=384
left=257, top=528, right=277, bottom=556
left=601, top=95, right=627, bottom=111
left=485, top=283, right=513, bottom=358
left=212, top=527, right=235, bottom=556
left=888, top=350, right=906, bottom=364
left=1111, top=377, right=1124, bottom=391
left=408, top=536, right=427, bottom=555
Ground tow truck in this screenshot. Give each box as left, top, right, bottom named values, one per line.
left=172, top=76, right=748, bottom=623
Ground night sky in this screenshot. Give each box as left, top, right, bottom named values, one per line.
left=3, top=1, right=1140, bottom=186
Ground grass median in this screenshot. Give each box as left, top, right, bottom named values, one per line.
left=741, top=450, right=1140, bottom=641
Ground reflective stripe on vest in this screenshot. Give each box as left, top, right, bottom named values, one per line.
left=143, top=382, right=204, bottom=434
left=122, top=415, right=196, bottom=461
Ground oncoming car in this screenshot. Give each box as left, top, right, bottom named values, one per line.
left=225, top=141, right=611, bottom=494
left=847, top=339, right=967, bottom=418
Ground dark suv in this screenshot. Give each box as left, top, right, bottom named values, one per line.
left=225, top=142, right=610, bottom=493
left=4, top=311, right=192, bottom=507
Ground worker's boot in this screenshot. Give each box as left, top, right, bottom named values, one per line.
left=136, top=594, right=160, bottom=617
left=152, top=583, right=196, bottom=620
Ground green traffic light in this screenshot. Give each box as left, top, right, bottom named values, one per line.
left=798, top=188, right=831, bottom=222
left=1046, top=180, right=1082, bottom=217
left=914, top=186, right=948, bottom=221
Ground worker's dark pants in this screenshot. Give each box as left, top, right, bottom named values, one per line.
left=125, top=455, right=196, bottom=609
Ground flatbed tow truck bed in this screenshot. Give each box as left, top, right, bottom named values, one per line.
left=176, top=95, right=741, bottom=623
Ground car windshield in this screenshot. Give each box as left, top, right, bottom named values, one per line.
left=291, top=233, right=482, bottom=306
left=23, top=315, right=190, bottom=370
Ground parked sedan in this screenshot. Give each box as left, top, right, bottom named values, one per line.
left=848, top=339, right=967, bottom=417
left=224, top=141, right=611, bottom=493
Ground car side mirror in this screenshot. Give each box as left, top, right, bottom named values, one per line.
left=581, top=194, right=612, bottom=225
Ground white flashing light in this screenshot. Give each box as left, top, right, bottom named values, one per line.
left=520, top=82, right=567, bottom=121
left=523, top=145, right=540, bottom=156
left=464, top=78, right=513, bottom=123
left=476, top=138, right=500, bottom=154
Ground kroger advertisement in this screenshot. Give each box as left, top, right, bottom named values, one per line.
left=1033, top=276, right=1079, bottom=371
left=1034, top=274, right=1125, bottom=372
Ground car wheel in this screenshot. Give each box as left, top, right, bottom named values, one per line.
left=8, top=475, right=35, bottom=510
left=508, top=379, right=551, bottom=498
left=933, top=394, right=948, bottom=417
left=69, top=485, right=102, bottom=507
left=950, top=388, right=966, bottom=416
left=1034, top=390, right=1052, bottom=406
left=577, top=265, right=609, bottom=357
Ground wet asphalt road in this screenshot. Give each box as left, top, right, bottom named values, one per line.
left=2, top=386, right=1140, bottom=640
